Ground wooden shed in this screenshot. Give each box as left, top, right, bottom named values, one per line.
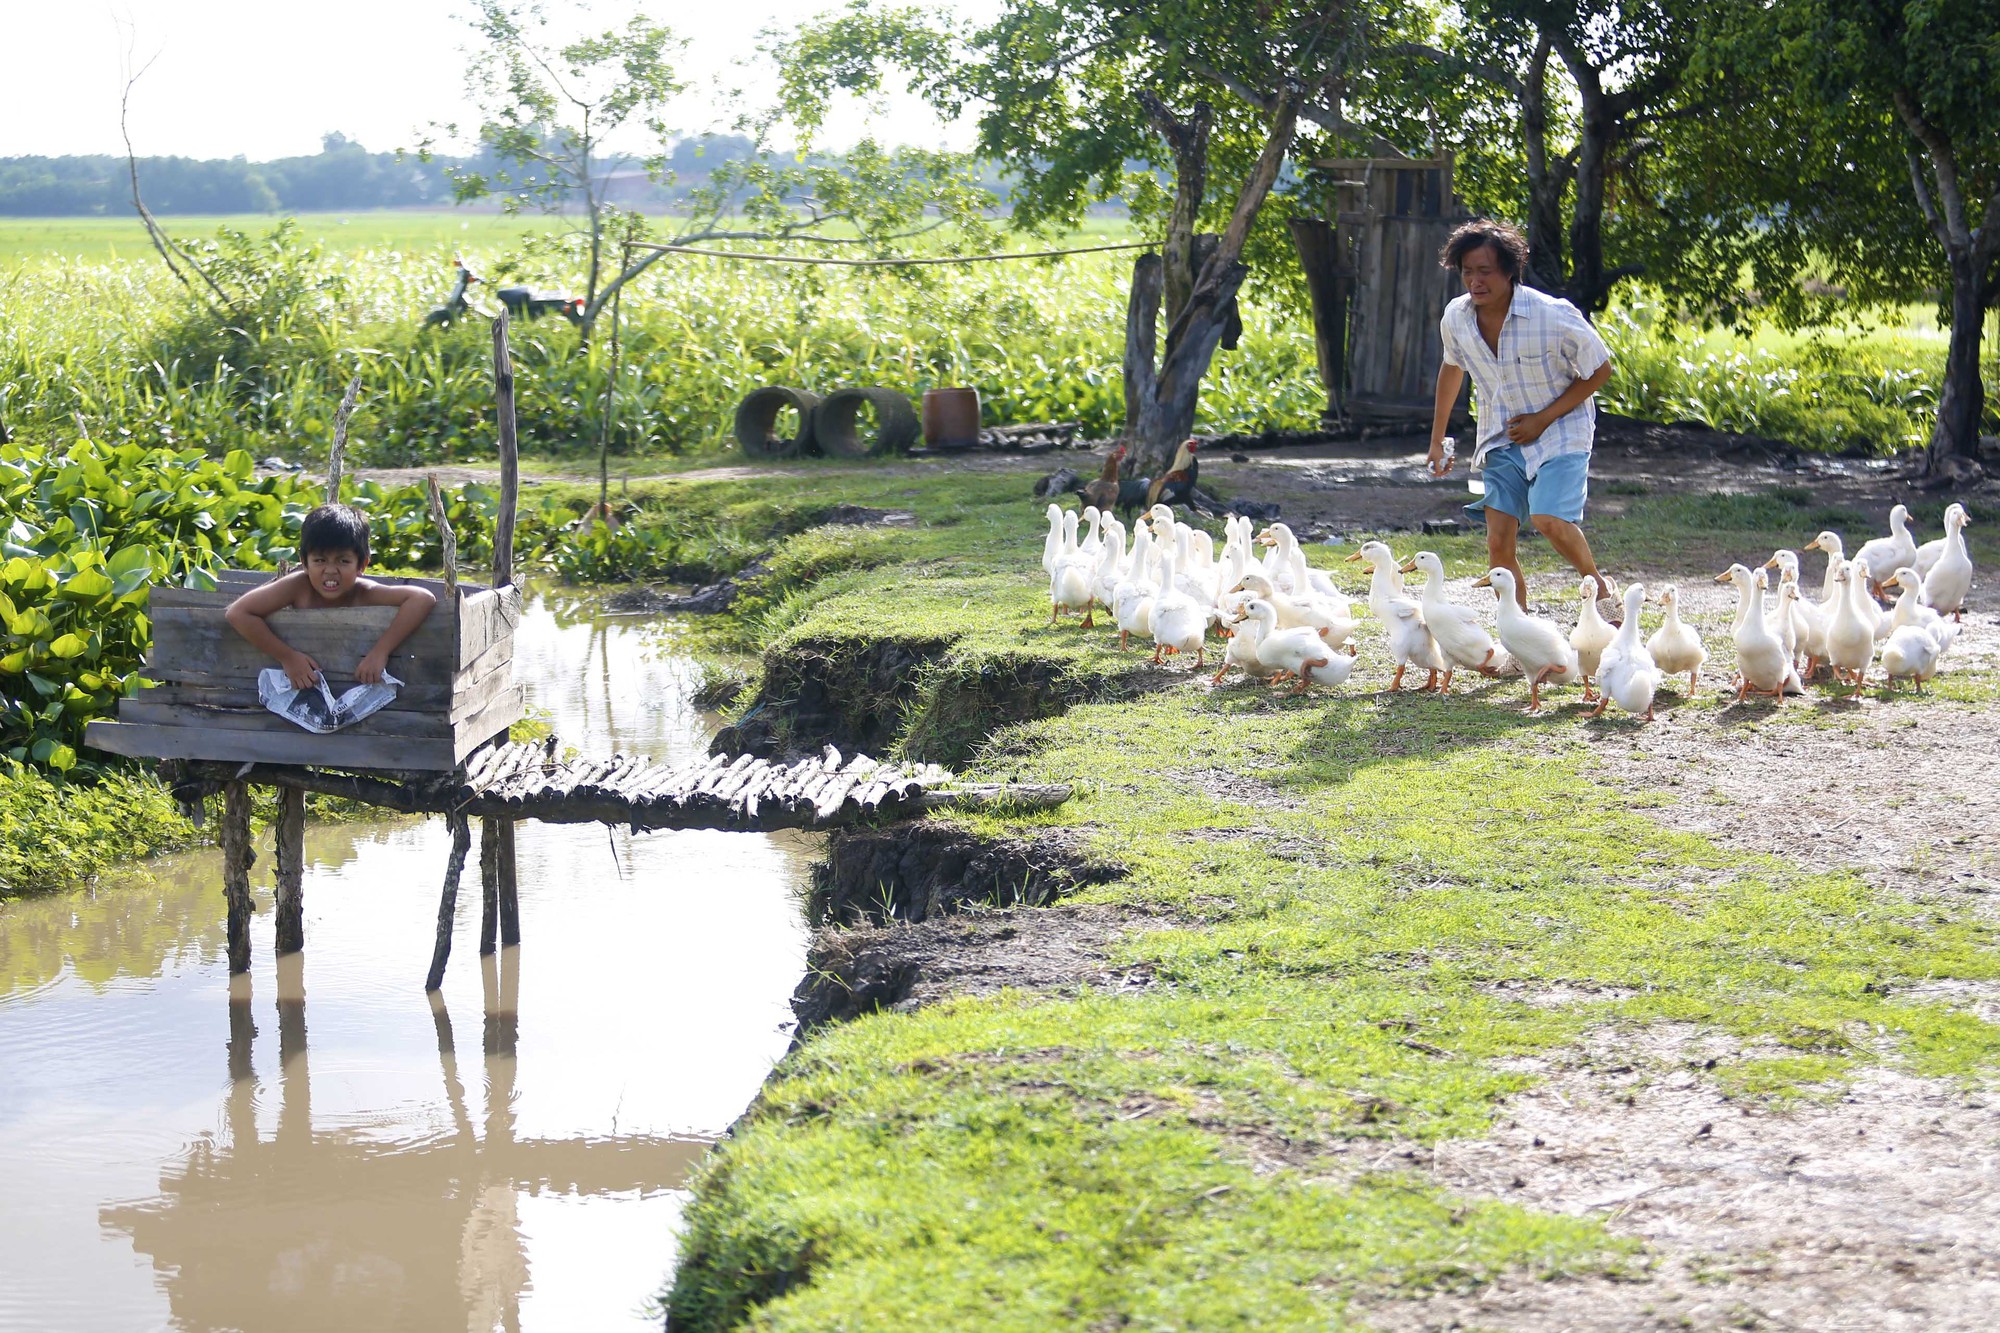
left=1288, top=156, right=1474, bottom=429
left=84, top=573, right=522, bottom=771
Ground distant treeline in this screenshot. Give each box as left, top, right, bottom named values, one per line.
left=0, top=132, right=769, bottom=216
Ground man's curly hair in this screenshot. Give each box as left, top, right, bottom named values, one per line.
left=1439, top=218, right=1530, bottom=280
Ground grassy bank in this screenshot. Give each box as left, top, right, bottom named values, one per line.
left=647, top=464, right=2000, bottom=1329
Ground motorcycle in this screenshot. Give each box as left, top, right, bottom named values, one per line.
left=423, top=259, right=481, bottom=328
left=496, top=283, right=586, bottom=326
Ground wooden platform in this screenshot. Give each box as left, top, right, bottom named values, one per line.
left=86, top=572, right=523, bottom=771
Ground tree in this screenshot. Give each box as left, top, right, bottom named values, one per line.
left=423, top=1, right=996, bottom=345
left=1386, top=0, right=1710, bottom=317
left=777, top=0, right=1429, bottom=471
left=1687, top=0, right=1998, bottom=468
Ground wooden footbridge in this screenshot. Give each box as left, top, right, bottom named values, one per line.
left=84, top=316, right=1068, bottom=992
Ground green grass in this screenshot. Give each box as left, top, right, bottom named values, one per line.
left=655, top=467, right=2000, bottom=1329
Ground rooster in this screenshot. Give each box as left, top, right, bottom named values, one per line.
left=1143, top=438, right=1200, bottom=511
left=1082, top=446, right=1126, bottom=514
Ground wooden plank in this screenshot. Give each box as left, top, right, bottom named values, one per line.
left=456, top=584, right=521, bottom=668
left=118, top=697, right=454, bottom=739
left=449, top=660, right=518, bottom=725
left=137, top=676, right=457, bottom=710
left=452, top=685, right=525, bottom=763
left=147, top=607, right=453, bottom=690
left=274, top=787, right=306, bottom=954
left=223, top=782, right=253, bottom=974
left=201, top=570, right=476, bottom=596
left=85, top=718, right=457, bottom=770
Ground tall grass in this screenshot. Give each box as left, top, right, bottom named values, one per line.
left=1, top=220, right=1982, bottom=463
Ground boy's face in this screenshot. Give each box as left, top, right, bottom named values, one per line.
left=304, top=548, right=365, bottom=601
left=1459, top=243, right=1514, bottom=311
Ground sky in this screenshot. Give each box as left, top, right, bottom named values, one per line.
left=0, top=0, right=984, bottom=161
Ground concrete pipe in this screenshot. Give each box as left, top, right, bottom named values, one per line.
left=734, top=386, right=821, bottom=458
left=812, top=387, right=921, bottom=457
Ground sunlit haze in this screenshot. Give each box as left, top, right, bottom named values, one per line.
left=2, top=0, right=986, bottom=161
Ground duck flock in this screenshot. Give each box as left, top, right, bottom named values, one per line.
left=1042, top=497, right=1976, bottom=721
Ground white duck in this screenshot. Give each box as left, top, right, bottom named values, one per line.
left=1883, top=566, right=1942, bottom=633
left=1111, top=544, right=1158, bottom=652
left=1645, top=585, right=1707, bottom=694
left=1881, top=620, right=1960, bottom=693
left=1077, top=505, right=1105, bottom=560
left=1233, top=598, right=1356, bottom=694
left=1353, top=541, right=1443, bottom=690
left=1475, top=567, right=1579, bottom=712
left=1722, top=564, right=1801, bottom=703
left=1855, top=503, right=1918, bottom=598
left=1233, top=571, right=1356, bottom=649
left=1040, top=503, right=1066, bottom=578
left=1824, top=557, right=1878, bottom=699
left=1406, top=551, right=1500, bottom=691
left=1765, top=551, right=1828, bottom=675
left=1149, top=550, right=1207, bottom=668
left=1569, top=579, right=1618, bottom=701
left=1919, top=504, right=1972, bottom=619
left=1262, top=524, right=1348, bottom=602
left=1047, top=515, right=1096, bottom=626
left=1210, top=589, right=1277, bottom=685
left=1089, top=538, right=1125, bottom=621
left=1804, top=531, right=1846, bottom=605
left=1592, top=583, right=1663, bottom=721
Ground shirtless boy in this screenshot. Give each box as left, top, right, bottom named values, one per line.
left=225, top=503, right=437, bottom=688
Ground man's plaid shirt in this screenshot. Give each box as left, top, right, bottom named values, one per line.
left=1440, top=284, right=1611, bottom=478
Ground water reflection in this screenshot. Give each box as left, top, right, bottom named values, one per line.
left=101, top=952, right=707, bottom=1331
left=0, top=591, right=811, bottom=1331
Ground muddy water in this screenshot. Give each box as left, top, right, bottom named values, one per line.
left=0, top=591, right=812, bottom=1332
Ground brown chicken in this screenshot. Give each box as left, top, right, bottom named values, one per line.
left=1144, top=439, right=1200, bottom=510
left=1082, top=446, right=1126, bottom=512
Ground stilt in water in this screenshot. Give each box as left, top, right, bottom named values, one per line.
left=426, top=810, right=473, bottom=992
left=274, top=786, right=306, bottom=954
left=480, top=815, right=500, bottom=956
left=495, top=817, right=520, bottom=947
left=222, top=781, right=254, bottom=974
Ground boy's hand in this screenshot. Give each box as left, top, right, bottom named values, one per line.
left=1427, top=439, right=1455, bottom=477
left=282, top=651, right=322, bottom=690
left=356, top=648, right=392, bottom=684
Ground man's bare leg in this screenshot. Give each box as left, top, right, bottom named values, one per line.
left=1486, top=510, right=1529, bottom=609
left=1532, top=514, right=1611, bottom=600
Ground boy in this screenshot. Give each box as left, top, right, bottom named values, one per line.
left=225, top=503, right=437, bottom=689
left=1426, top=218, right=1614, bottom=611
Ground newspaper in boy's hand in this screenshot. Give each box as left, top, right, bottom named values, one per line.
left=258, top=667, right=403, bottom=734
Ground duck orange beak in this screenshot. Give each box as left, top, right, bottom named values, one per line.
left=1762, top=556, right=1781, bottom=569
left=1472, top=574, right=1493, bottom=589
left=1343, top=551, right=1364, bottom=563
left=1712, top=570, right=1732, bottom=583
left=1398, top=559, right=1418, bottom=574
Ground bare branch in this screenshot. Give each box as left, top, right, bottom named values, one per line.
left=1904, top=148, right=1951, bottom=250
left=1383, top=41, right=1523, bottom=96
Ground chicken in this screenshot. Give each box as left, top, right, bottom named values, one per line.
left=1144, top=439, right=1201, bottom=511
left=1082, top=446, right=1126, bottom=514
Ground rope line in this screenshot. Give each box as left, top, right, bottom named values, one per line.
left=625, top=239, right=1160, bottom=268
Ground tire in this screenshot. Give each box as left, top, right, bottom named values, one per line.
left=812, top=387, right=921, bottom=457
left=734, top=386, right=821, bottom=459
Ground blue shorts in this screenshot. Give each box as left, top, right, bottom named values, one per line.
left=1464, top=445, right=1590, bottom=527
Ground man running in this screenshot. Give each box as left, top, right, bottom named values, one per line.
left=1427, top=218, right=1614, bottom=610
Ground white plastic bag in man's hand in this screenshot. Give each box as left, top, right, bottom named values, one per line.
left=258, top=667, right=403, bottom=734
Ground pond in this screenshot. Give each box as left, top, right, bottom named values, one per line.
left=0, top=591, right=811, bottom=1331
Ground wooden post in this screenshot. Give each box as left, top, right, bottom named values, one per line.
left=425, top=810, right=473, bottom=992
left=491, top=314, right=519, bottom=589
left=479, top=815, right=500, bottom=956
left=274, top=786, right=306, bottom=954
left=496, top=817, right=520, bottom=946
left=327, top=372, right=361, bottom=504
left=222, top=781, right=254, bottom=974
left=426, top=473, right=460, bottom=599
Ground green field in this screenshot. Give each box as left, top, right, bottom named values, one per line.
left=0, top=211, right=551, bottom=265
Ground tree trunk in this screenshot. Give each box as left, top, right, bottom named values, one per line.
left=1565, top=69, right=1614, bottom=315
left=1123, top=253, right=1164, bottom=440
left=1124, top=87, right=1302, bottom=473
left=1929, top=252, right=1989, bottom=465
left=1519, top=36, right=1570, bottom=295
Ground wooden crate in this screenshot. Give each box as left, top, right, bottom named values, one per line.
left=85, top=570, right=523, bottom=771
